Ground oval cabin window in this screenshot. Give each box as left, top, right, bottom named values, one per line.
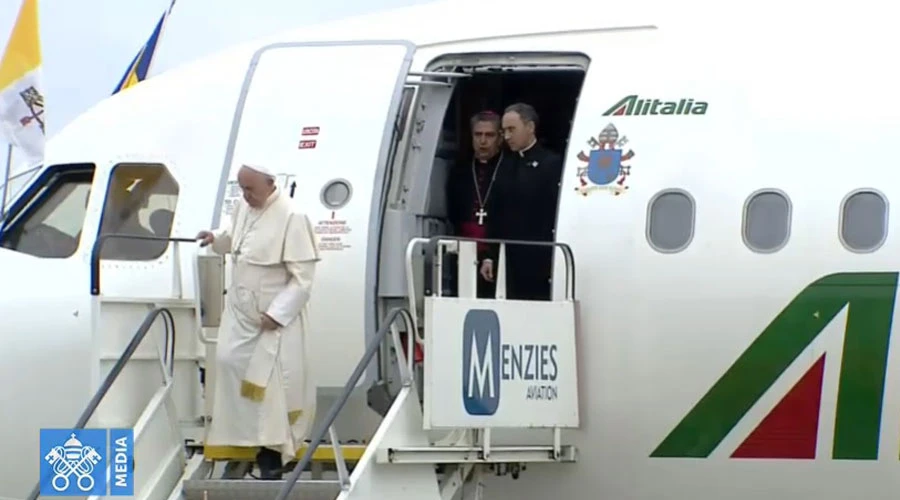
left=321, top=179, right=352, bottom=210
left=743, top=190, right=792, bottom=253
left=647, top=190, right=695, bottom=253
left=840, top=190, right=888, bottom=253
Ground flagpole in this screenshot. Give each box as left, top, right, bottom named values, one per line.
left=1, top=144, right=12, bottom=217
left=152, top=0, right=177, bottom=75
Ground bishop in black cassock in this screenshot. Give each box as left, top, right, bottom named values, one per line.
left=486, top=103, right=564, bottom=301
left=446, top=111, right=510, bottom=298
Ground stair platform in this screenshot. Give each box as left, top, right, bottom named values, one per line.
left=182, top=479, right=341, bottom=500
left=201, top=443, right=367, bottom=463
left=377, top=444, right=578, bottom=464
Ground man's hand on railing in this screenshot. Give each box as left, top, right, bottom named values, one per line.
left=195, top=230, right=214, bottom=247
left=480, top=258, right=494, bottom=282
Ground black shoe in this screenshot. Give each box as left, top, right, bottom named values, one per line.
left=221, top=461, right=250, bottom=479
left=256, top=448, right=283, bottom=480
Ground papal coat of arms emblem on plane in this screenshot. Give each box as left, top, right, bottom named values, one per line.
left=574, top=123, right=634, bottom=196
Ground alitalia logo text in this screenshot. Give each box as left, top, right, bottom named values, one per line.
left=652, top=272, right=898, bottom=460
left=602, top=95, right=708, bottom=116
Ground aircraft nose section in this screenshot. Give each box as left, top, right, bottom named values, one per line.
left=0, top=249, right=93, bottom=499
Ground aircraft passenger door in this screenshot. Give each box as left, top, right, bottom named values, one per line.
left=382, top=71, right=463, bottom=220
left=225, top=40, right=416, bottom=388
left=375, top=70, right=466, bottom=339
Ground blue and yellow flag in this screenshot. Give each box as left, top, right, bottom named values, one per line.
left=112, top=0, right=175, bottom=94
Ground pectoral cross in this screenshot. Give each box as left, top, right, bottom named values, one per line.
left=475, top=208, right=487, bottom=226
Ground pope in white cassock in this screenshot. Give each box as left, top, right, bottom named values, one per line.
left=196, top=163, right=320, bottom=480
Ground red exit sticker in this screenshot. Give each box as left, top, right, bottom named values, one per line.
left=301, top=126, right=320, bottom=136
left=298, top=140, right=317, bottom=149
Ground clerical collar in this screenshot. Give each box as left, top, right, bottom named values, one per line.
left=474, top=153, right=500, bottom=166
left=517, top=139, right=538, bottom=157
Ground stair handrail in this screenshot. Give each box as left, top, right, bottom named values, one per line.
left=422, top=236, right=577, bottom=300
left=275, top=306, right=416, bottom=500
left=404, top=236, right=577, bottom=339
left=25, top=306, right=176, bottom=500
left=90, top=233, right=199, bottom=296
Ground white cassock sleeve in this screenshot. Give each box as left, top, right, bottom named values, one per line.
left=265, top=213, right=320, bottom=327
left=210, top=203, right=239, bottom=255
left=210, top=228, right=232, bottom=255
left=265, top=262, right=316, bottom=327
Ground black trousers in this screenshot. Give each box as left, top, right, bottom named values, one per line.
left=443, top=252, right=497, bottom=299
left=503, top=245, right=553, bottom=301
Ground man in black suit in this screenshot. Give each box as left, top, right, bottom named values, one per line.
left=481, top=103, right=563, bottom=301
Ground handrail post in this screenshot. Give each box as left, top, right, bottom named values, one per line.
left=404, top=237, right=432, bottom=344
left=496, top=242, right=507, bottom=300
left=328, top=425, right=351, bottom=490
left=172, top=241, right=183, bottom=299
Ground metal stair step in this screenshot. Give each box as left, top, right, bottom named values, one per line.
left=182, top=479, right=342, bottom=500
left=201, top=444, right=367, bottom=462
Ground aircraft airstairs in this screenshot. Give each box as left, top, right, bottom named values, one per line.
left=27, top=235, right=579, bottom=500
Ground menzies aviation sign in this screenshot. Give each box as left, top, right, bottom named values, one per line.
left=462, top=309, right=560, bottom=415
left=652, top=272, right=898, bottom=460
left=424, top=301, right=579, bottom=429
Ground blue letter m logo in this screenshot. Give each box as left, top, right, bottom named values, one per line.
left=462, top=309, right=501, bottom=415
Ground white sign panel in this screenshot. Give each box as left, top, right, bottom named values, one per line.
left=423, top=297, right=580, bottom=429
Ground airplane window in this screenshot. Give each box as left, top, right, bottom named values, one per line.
left=647, top=189, right=695, bottom=253
left=839, top=190, right=888, bottom=253
left=0, top=164, right=94, bottom=259
left=321, top=179, right=352, bottom=209
left=743, top=190, right=792, bottom=253
left=97, top=163, right=179, bottom=261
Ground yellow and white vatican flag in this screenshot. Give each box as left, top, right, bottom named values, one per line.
left=0, top=0, right=44, bottom=164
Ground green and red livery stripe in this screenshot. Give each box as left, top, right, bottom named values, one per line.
left=650, top=272, right=897, bottom=460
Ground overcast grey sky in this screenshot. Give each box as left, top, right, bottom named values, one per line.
left=0, top=0, right=435, bottom=167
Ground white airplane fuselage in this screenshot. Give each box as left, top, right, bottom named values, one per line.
left=2, top=1, right=900, bottom=498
